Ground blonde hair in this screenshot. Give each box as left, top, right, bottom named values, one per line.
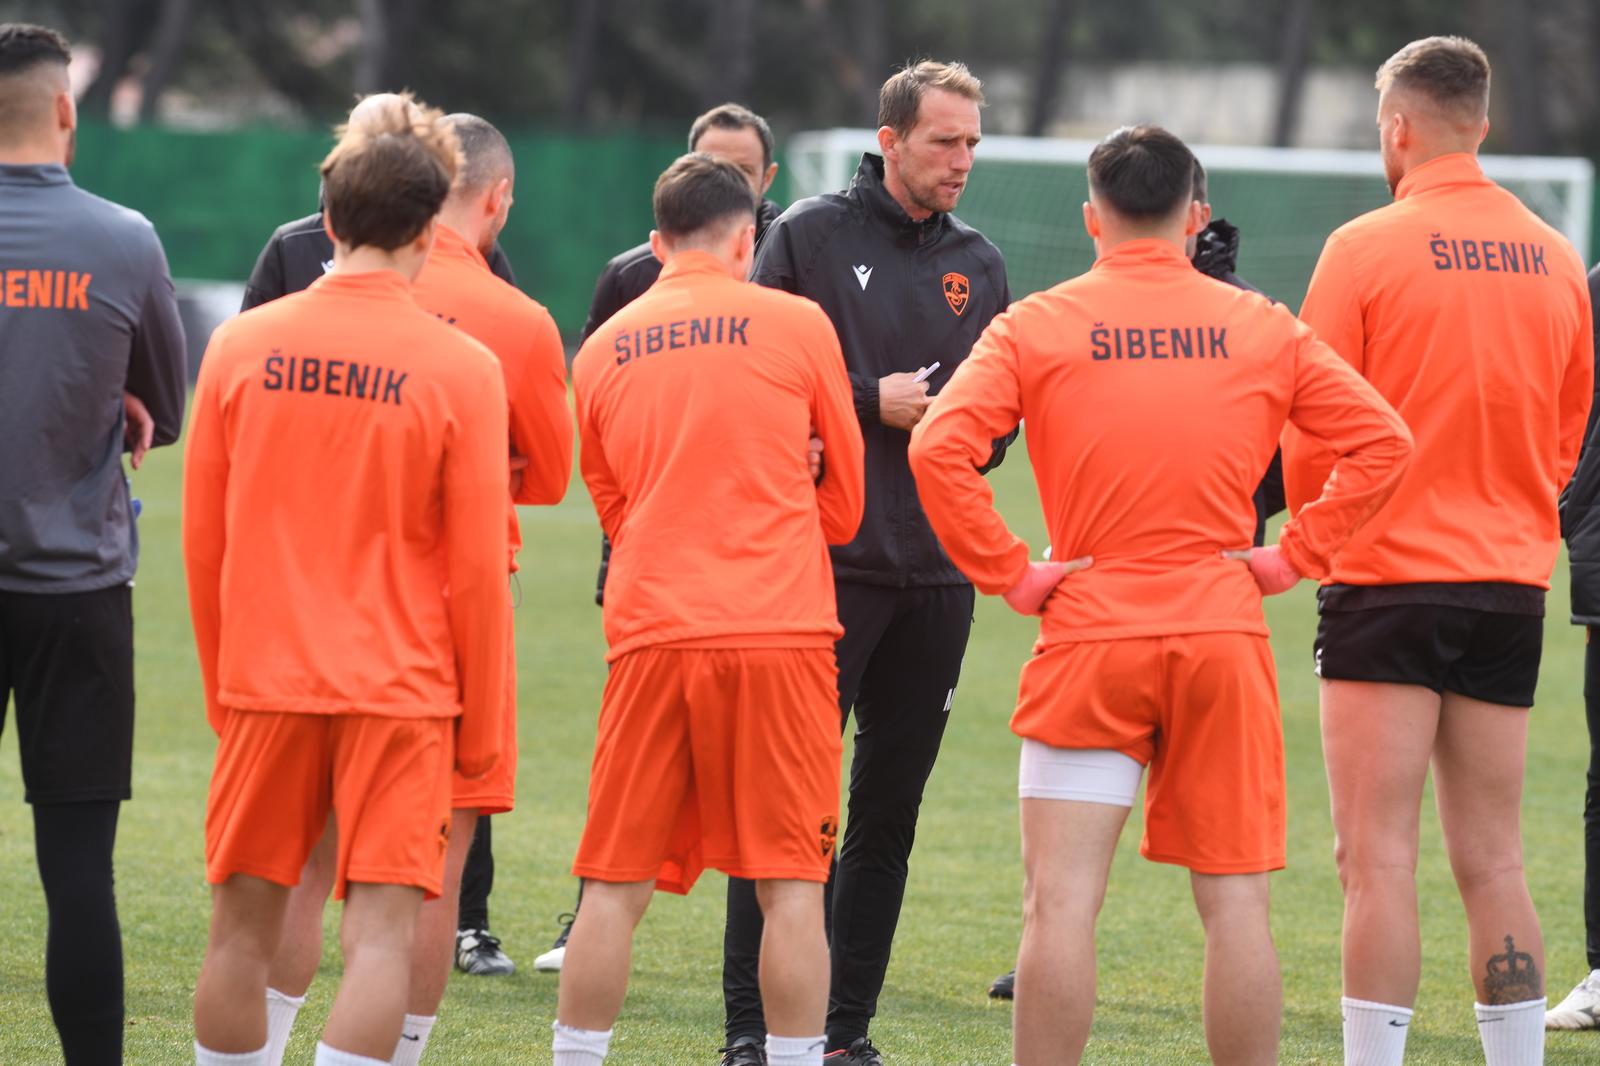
left=319, top=91, right=461, bottom=251
left=1375, top=36, right=1490, bottom=123
left=878, top=60, right=985, bottom=136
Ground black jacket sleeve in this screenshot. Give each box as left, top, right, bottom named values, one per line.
left=240, top=228, right=287, bottom=312
left=486, top=242, right=517, bottom=287
left=581, top=260, right=626, bottom=344
left=126, top=235, right=187, bottom=447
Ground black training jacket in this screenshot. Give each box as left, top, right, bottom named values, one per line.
left=1192, top=218, right=1284, bottom=547
left=1560, top=263, right=1600, bottom=623
left=752, top=153, right=1012, bottom=588
left=579, top=198, right=782, bottom=343
left=241, top=211, right=517, bottom=310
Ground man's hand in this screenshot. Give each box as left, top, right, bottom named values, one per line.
left=123, top=391, right=154, bottom=470
left=1003, top=556, right=1093, bottom=616
left=878, top=371, right=932, bottom=430
left=807, top=435, right=824, bottom=482
left=509, top=453, right=529, bottom=497
left=1222, top=544, right=1302, bottom=596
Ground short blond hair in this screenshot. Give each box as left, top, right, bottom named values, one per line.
left=320, top=92, right=461, bottom=251
left=1376, top=36, right=1490, bottom=122
left=878, top=60, right=984, bottom=137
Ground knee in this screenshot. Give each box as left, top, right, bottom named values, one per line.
left=1190, top=873, right=1270, bottom=934
left=1021, top=875, right=1102, bottom=933
left=1331, top=833, right=1416, bottom=892
left=1451, top=853, right=1527, bottom=898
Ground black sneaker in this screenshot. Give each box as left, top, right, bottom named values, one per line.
left=454, top=928, right=515, bottom=976
left=988, top=968, right=1016, bottom=1000
left=533, top=911, right=575, bottom=972
left=823, top=1037, right=884, bottom=1065
left=717, top=1034, right=767, bottom=1065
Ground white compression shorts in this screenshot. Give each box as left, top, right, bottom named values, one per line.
left=1017, top=739, right=1144, bottom=806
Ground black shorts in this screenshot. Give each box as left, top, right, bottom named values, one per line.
left=1314, top=600, right=1543, bottom=708
left=0, top=584, right=134, bottom=803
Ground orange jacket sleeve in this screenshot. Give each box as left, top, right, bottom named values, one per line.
left=1284, top=232, right=1367, bottom=516
left=508, top=307, right=574, bottom=506
left=1558, top=283, right=1596, bottom=489
left=907, top=310, right=1030, bottom=595
left=1275, top=322, right=1414, bottom=579
left=576, top=387, right=628, bottom=545
left=181, top=334, right=232, bottom=735
left=808, top=312, right=866, bottom=545
left=445, top=356, right=512, bottom=779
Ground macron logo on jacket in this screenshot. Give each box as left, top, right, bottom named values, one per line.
left=853, top=264, right=873, bottom=291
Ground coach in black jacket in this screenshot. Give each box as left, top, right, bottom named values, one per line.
left=1551, top=262, right=1600, bottom=1028
left=719, top=62, right=1011, bottom=1066
left=241, top=199, right=517, bottom=309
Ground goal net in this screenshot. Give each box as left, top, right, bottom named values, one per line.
left=784, top=129, right=1594, bottom=307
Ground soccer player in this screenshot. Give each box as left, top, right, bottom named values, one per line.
left=1280, top=37, right=1593, bottom=1065
left=555, top=153, right=864, bottom=1066
left=1549, top=262, right=1600, bottom=1031
left=983, top=154, right=1284, bottom=1005
left=0, top=22, right=186, bottom=1064
left=719, top=60, right=1012, bottom=1066
left=908, top=124, right=1412, bottom=1066
left=541, top=100, right=785, bottom=980
left=257, top=111, right=571, bottom=1063
left=186, top=99, right=511, bottom=1066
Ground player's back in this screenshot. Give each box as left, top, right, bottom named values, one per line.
left=572, top=250, right=860, bottom=659
left=190, top=269, right=506, bottom=714
left=1006, top=240, right=1325, bottom=642
left=1286, top=153, right=1592, bottom=587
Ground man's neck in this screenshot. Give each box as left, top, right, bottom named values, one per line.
left=0, top=140, right=65, bottom=167
left=435, top=207, right=485, bottom=254
left=332, top=245, right=417, bottom=279
left=880, top=164, right=932, bottom=222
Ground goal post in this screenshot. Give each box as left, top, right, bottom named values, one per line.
left=784, top=128, right=1594, bottom=306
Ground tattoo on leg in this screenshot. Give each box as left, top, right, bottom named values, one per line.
left=1484, top=935, right=1541, bottom=1005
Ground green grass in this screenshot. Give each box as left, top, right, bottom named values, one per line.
left=1, top=428, right=1597, bottom=1064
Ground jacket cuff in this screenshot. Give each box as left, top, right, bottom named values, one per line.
left=853, top=376, right=879, bottom=425
left=1276, top=523, right=1326, bottom=581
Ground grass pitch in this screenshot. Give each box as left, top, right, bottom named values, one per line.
left=0, top=427, right=1596, bottom=1064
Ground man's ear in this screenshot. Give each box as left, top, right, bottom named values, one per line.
left=414, top=217, right=437, bottom=256
left=760, top=161, right=778, bottom=196
left=322, top=209, right=339, bottom=246
left=1081, top=200, right=1101, bottom=240
left=1184, top=199, right=1206, bottom=237
left=486, top=176, right=511, bottom=219
left=56, top=89, right=75, bottom=135
left=648, top=229, right=667, bottom=265
left=875, top=125, right=898, bottom=164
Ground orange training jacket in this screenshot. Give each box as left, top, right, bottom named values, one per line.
left=909, top=239, right=1413, bottom=645
left=1284, top=152, right=1593, bottom=588
left=410, top=223, right=573, bottom=569
left=572, top=250, right=866, bottom=661
left=183, top=269, right=510, bottom=776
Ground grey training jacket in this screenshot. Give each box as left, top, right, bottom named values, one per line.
left=0, top=163, right=186, bottom=592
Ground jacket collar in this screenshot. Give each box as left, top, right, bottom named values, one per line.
left=308, top=269, right=414, bottom=300
left=1394, top=152, right=1489, bottom=201
left=0, top=163, right=71, bottom=186
left=850, top=153, right=946, bottom=242
left=1092, top=238, right=1194, bottom=273
left=431, top=223, right=490, bottom=270
left=657, top=249, right=733, bottom=284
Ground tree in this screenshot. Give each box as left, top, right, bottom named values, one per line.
left=1271, top=0, right=1315, bottom=147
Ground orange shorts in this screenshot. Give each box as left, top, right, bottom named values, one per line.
left=451, top=609, right=517, bottom=815
left=573, top=645, right=843, bottom=894
left=205, top=710, right=455, bottom=900
left=1012, top=633, right=1284, bottom=874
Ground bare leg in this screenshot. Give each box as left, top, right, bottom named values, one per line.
left=267, top=815, right=337, bottom=997
left=1190, top=872, right=1280, bottom=1065
left=320, top=882, right=425, bottom=1058
left=1433, top=692, right=1544, bottom=1004
left=754, top=879, right=828, bottom=1039
left=406, top=807, right=479, bottom=1016
left=1012, top=797, right=1129, bottom=1066
left=555, top=880, right=656, bottom=1032
left=194, top=874, right=291, bottom=1052
left=1321, top=680, right=1439, bottom=1006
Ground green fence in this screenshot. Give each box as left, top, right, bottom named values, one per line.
left=70, top=120, right=695, bottom=340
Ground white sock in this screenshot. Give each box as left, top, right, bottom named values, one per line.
left=263, top=988, right=305, bottom=1066
left=1341, top=997, right=1412, bottom=1066
left=766, top=1033, right=826, bottom=1066
left=313, top=1044, right=389, bottom=1066
left=1476, top=998, right=1546, bottom=1065
left=551, top=1021, right=612, bottom=1065
left=389, top=1014, right=436, bottom=1065
left=195, top=1043, right=269, bottom=1066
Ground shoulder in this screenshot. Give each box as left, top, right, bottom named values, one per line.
left=944, top=212, right=1004, bottom=263
left=768, top=192, right=854, bottom=247
left=66, top=187, right=166, bottom=265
